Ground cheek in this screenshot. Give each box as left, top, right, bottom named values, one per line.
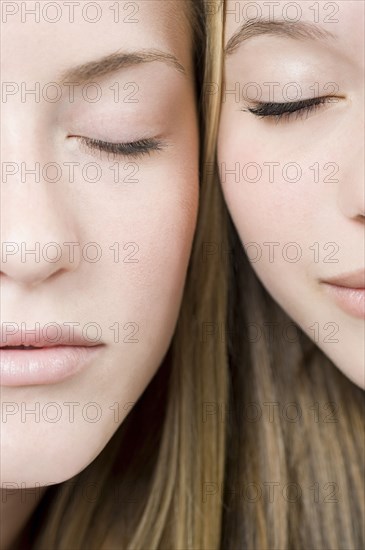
left=80, top=152, right=198, bottom=306
left=218, top=125, right=311, bottom=250
left=71, top=147, right=199, bottom=385
left=217, top=117, right=322, bottom=314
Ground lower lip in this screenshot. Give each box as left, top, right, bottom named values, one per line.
left=0, top=346, right=102, bottom=386
left=322, top=284, right=365, bottom=319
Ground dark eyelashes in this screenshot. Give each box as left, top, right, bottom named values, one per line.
left=75, top=136, right=165, bottom=159
left=243, top=96, right=339, bottom=121
left=72, top=96, right=337, bottom=156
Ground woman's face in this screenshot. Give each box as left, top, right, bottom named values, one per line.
left=1, top=1, right=199, bottom=485
left=218, top=0, right=364, bottom=387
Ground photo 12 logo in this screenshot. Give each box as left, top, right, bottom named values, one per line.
left=1, top=1, right=140, bottom=24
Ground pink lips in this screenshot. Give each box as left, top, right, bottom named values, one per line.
left=321, top=269, right=365, bottom=319
left=0, top=329, right=103, bottom=387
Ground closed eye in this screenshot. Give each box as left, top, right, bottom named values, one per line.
left=243, top=96, right=340, bottom=122
left=70, top=136, right=166, bottom=160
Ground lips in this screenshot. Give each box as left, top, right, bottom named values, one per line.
left=321, top=269, right=365, bottom=319
left=323, top=269, right=365, bottom=289
left=0, top=330, right=101, bottom=348
left=0, top=325, right=104, bottom=386
left=2, top=345, right=39, bottom=350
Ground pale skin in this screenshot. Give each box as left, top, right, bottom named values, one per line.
left=0, top=1, right=199, bottom=548
left=218, top=0, right=365, bottom=388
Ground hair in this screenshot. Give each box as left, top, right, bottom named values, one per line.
left=204, top=2, right=365, bottom=549
left=24, top=2, right=229, bottom=549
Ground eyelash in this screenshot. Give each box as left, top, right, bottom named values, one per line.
left=75, top=136, right=165, bottom=160
left=244, top=96, right=338, bottom=122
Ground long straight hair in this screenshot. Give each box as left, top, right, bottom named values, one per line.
left=27, top=2, right=229, bottom=548
left=204, top=2, right=365, bottom=548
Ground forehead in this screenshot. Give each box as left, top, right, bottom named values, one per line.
left=1, top=0, right=193, bottom=80
left=224, top=0, right=364, bottom=66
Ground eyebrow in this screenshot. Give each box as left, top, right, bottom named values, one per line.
left=225, top=19, right=336, bottom=55
left=59, top=49, right=186, bottom=84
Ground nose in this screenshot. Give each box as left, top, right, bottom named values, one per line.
left=1, top=37, right=82, bottom=288
left=1, top=178, right=80, bottom=287
left=338, top=185, right=365, bottom=222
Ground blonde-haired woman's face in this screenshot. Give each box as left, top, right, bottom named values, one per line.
left=1, top=1, right=199, bottom=485
left=218, top=0, right=364, bottom=387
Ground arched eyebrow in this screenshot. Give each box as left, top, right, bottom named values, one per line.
left=225, top=19, right=336, bottom=55
left=58, top=49, right=186, bottom=84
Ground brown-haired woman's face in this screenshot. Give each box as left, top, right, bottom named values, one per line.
left=218, top=1, right=364, bottom=387
left=1, top=1, right=199, bottom=485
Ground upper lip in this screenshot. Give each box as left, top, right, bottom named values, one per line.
left=0, top=326, right=102, bottom=348
left=321, top=269, right=365, bottom=289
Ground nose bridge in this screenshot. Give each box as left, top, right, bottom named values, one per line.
left=1, top=93, right=54, bottom=160
left=1, top=21, right=82, bottom=287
